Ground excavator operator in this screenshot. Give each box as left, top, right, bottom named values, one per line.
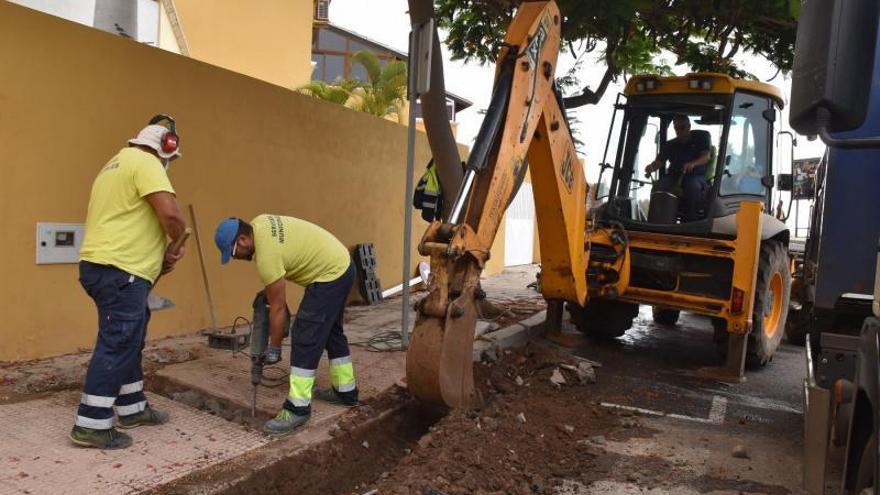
left=644, top=114, right=712, bottom=221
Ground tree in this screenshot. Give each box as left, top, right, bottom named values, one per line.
left=297, top=51, right=408, bottom=119
left=435, top=0, right=799, bottom=108
left=349, top=51, right=408, bottom=117
left=298, top=79, right=360, bottom=105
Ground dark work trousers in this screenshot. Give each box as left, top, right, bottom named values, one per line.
left=284, top=262, right=357, bottom=416
left=656, top=174, right=709, bottom=222
left=75, top=261, right=151, bottom=430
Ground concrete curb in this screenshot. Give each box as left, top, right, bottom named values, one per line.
left=472, top=310, right=547, bottom=362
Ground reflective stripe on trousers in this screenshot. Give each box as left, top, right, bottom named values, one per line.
left=288, top=367, right=316, bottom=407
left=329, top=355, right=356, bottom=393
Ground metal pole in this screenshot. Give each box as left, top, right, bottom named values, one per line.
left=401, top=29, right=421, bottom=350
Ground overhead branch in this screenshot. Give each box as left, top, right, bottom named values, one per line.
left=562, top=65, right=615, bottom=108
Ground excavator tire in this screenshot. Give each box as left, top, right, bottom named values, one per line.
left=715, top=241, right=791, bottom=367
left=750, top=241, right=791, bottom=365
left=652, top=307, right=680, bottom=326
left=567, top=300, right=639, bottom=339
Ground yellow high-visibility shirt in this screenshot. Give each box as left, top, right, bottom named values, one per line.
left=79, top=147, right=174, bottom=283
left=252, top=215, right=350, bottom=287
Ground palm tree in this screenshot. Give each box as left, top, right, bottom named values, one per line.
left=350, top=51, right=408, bottom=118
left=298, top=51, right=407, bottom=119
left=298, top=79, right=360, bottom=105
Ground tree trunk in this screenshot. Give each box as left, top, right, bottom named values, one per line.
left=408, top=0, right=462, bottom=221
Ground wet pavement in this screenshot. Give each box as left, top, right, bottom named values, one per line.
left=554, top=306, right=807, bottom=494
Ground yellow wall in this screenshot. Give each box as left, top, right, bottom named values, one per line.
left=0, top=2, right=502, bottom=361
left=171, top=0, right=314, bottom=89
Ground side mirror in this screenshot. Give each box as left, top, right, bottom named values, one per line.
left=790, top=0, right=879, bottom=135
left=777, top=174, right=793, bottom=192
left=761, top=176, right=775, bottom=189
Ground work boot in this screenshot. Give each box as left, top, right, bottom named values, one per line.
left=263, top=408, right=310, bottom=435
left=313, top=387, right=358, bottom=407
left=117, top=404, right=170, bottom=429
left=69, top=425, right=132, bottom=450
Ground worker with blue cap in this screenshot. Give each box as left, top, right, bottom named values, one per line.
left=214, top=215, right=358, bottom=435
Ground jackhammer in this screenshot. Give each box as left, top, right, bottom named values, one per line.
left=249, top=290, right=289, bottom=416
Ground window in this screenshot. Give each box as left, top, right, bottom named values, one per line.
left=720, top=92, right=772, bottom=196
left=630, top=115, right=662, bottom=203
left=349, top=41, right=369, bottom=53
left=323, top=55, right=345, bottom=82
left=318, top=30, right=347, bottom=51
left=350, top=63, right=369, bottom=83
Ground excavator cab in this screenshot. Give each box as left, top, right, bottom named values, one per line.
left=596, top=74, right=785, bottom=234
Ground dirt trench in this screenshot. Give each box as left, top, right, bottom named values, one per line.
left=147, top=342, right=659, bottom=495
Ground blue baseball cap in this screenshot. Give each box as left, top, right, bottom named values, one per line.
left=214, top=217, right=241, bottom=264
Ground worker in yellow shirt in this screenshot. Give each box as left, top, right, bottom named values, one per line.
left=71, top=115, right=187, bottom=449
left=214, top=215, right=358, bottom=435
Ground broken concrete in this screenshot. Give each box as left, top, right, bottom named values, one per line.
left=154, top=347, right=405, bottom=421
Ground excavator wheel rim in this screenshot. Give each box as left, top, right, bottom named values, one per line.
left=763, top=271, right=784, bottom=338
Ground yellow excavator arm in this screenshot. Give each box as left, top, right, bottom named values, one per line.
left=406, top=1, right=588, bottom=408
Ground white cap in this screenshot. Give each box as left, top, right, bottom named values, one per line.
left=128, top=124, right=182, bottom=159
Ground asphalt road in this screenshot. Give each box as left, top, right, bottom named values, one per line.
left=557, top=306, right=808, bottom=494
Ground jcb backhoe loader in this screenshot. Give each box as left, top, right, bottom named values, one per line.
left=406, top=0, right=792, bottom=408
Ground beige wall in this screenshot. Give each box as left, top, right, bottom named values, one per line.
left=171, top=0, right=314, bottom=89
left=0, top=3, right=499, bottom=361
left=158, top=2, right=183, bottom=55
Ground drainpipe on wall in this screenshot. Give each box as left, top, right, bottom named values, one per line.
left=407, top=0, right=462, bottom=221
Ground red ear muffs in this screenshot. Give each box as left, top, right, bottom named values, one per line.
left=160, top=132, right=179, bottom=154
left=149, top=114, right=180, bottom=155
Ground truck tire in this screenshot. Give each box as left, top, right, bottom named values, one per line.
left=749, top=241, right=791, bottom=366
left=855, top=436, right=876, bottom=494
left=714, top=242, right=791, bottom=367
left=652, top=307, right=680, bottom=326
left=567, top=300, right=639, bottom=339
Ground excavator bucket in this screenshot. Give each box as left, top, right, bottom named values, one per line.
left=406, top=288, right=479, bottom=408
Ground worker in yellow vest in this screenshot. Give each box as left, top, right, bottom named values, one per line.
left=413, top=158, right=442, bottom=222
left=214, top=215, right=358, bottom=435
left=71, top=115, right=186, bottom=449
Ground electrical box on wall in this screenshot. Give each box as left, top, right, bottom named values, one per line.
left=36, top=223, right=85, bottom=264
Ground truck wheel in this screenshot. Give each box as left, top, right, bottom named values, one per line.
left=713, top=242, right=791, bottom=367
left=855, top=436, right=876, bottom=494
left=567, top=300, right=639, bottom=339
left=749, top=241, right=792, bottom=366
left=652, top=307, right=680, bottom=326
